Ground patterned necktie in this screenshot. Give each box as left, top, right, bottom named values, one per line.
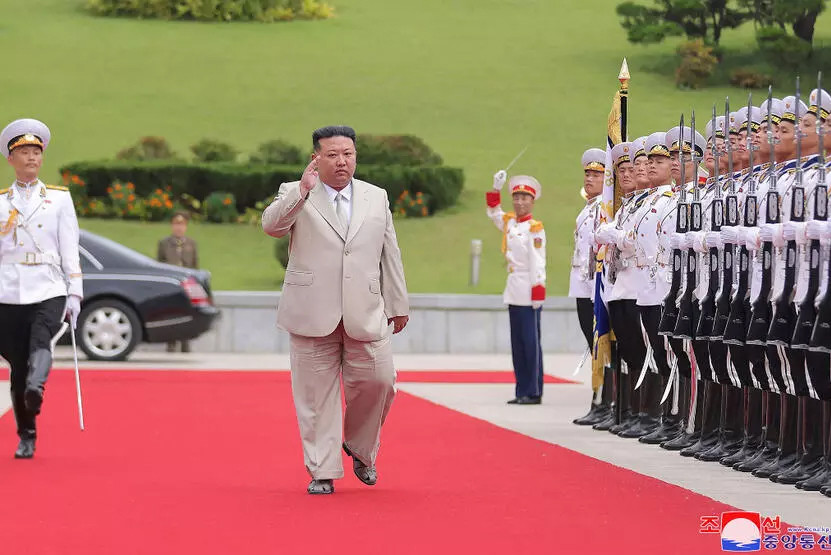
left=335, top=192, right=349, bottom=233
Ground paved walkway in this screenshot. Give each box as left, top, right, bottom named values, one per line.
left=2, top=348, right=829, bottom=529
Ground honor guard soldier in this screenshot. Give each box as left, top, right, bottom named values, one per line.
left=488, top=172, right=546, bottom=405
left=157, top=211, right=199, bottom=352
left=572, top=148, right=608, bottom=425
left=594, top=141, right=657, bottom=437
left=0, top=119, right=82, bottom=459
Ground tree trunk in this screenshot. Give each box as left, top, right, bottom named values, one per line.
left=792, top=10, right=819, bottom=44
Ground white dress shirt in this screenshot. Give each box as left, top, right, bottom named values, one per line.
left=322, top=181, right=352, bottom=227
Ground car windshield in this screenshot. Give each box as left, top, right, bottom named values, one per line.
left=79, top=230, right=157, bottom=269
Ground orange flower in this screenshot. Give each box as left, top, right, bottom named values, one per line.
left=127, top=203, right=134, bottom=210
left=127, top=194, right=135, bottom=202
left=416, top=198, right=422, bottom=205
left=107, top=187, right=113, bottom=194
left=127, top=182, right=135, bottom=190
left=71, top=175, right=81, bottom=184
left=222, top=198, right=232, bottom=206
left=166, top=186, right=172, bottom=192
left=421, top=206, right=428, bottom=216
left=165, top=200, right=173, bottom=208
left=155, top=188, right=163, bottom=195
left=78, top=179, right=85, bottom=187
left=62, top=171, right=70, bottom=181
left=114, top=183, right=122, bottom=190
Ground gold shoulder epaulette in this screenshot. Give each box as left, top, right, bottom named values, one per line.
left=0, top=188, right=8, bottom=195
left=502, top=212, right=516, bottom=224
left=662, top=191, right=673, bottom=197
left=530, top=221, right=544, bottom=233
left=45, top=185, right=69, bottom=192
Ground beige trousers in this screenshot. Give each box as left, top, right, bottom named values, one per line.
left=289, top=322, right=396, bottom=480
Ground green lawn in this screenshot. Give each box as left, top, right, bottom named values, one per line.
left=3, top=0, right=830, bottom=292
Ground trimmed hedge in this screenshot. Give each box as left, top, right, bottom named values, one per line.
left=59, top=161, right=464, bottom=214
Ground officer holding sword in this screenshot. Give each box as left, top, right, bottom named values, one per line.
left=0, top=119, right=83, bottom=458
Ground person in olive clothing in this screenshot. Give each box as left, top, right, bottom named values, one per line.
left=157, top=211, right=198, bottom=352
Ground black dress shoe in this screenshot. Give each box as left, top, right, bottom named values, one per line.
left=515, top=396, right=541, bottom=405
left=14, top=438, right=35, bottom=459
left=343, top=443, right=377, bottom=486
left=307, top=479, right=334, bottom=494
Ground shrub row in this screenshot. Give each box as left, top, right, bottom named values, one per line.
left=58, top=161, right=464, bottom=214
left=85, top=0, right=334, bottom=22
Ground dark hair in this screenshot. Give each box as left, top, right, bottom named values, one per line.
left=312, top=126, right=356, bottom=150
left=171, top=210, right=190, bottom=222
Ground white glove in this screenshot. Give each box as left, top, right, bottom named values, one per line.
left=493, top=170, right=507, bottom=190
left=65, top=295, right=81, bottom=329
left=594, top=224, right=615, bottom=245
left=743, top=227, right=760, bottom=250
left=670, top=232, right=684, bottom=250
left=720, top=226, right=739, bottom=245
left=821, top=221, right=831, bottom=243
left=616, top=230, right=636, bottom=252
left=532, top=301, right=543, bottom=310
left=805, top=220, right=824, bottom=240
left=705, top=231, right=722, bottom=249
left=689, top=231, right=707, bottom=253
left=759, top=223, right=784, bottom=247
left=783, top=221, right=807, bottom=244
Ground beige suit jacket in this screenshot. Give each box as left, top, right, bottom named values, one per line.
left=262, top=178, right=409, bottom=342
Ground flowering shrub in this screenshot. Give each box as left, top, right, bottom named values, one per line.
left=204, top=191, right=238, bottom=223
left=393, top=190, right=430, bottom=218
left=145, top=187, right=176, bottom=221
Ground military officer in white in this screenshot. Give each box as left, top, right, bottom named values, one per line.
left=571, top=148, right=606, bottom=424
left=487, top=172, right=546, bottom=405
left=0, top=119, right=82, bottom=459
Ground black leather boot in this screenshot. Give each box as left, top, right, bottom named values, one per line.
left=697, top=384, right=745, bottom=461
left=721, top=387, right=764, bottom=467
left=641, top=373, right=682, bottom=444
left=619, top=371, right=661, bottom=438
left=609, top=370, right=637, bottom=435
left=11, top=389, right=36, bottom=459
left=25, top=348, right=52, bottom=415
left=592, top=367, right=618, bottom=431
left=680, top=380, right=721, bottom=457
left=753, top=393, right=798, bottom=478
left=774, top=397, right=825, bottom=484
left=573, top=388, right=611, bottom=426
left=736, top=392, right=781, bottom=472
left=796, top=400, right=831, bottom=491
left=661, top=375, right=702, bottom=450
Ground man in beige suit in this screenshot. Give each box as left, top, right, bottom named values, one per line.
left=262, top=126, right=409, bottom=495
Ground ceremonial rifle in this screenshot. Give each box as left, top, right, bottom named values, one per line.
left=724, top=93, right=759, bottom=345
left=712, top=98, right=739, bottom=341
left=696, top=105, right=723, bottom=339
left=659, top=116, right=688, bottom=335
left=675, top=112, right=701, bottom=339
left=769, top=76, right=805, bottom=346
left=795, top=71, right=827, bottom=348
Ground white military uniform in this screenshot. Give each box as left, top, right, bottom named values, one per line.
left=486, top=177, right=546, bottom=306
left=569, top=195, right=599, bottom=300
left=0, top=181, right=83, bottom=303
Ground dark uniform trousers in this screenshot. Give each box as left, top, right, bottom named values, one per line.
left=608, top=300, right=647, bottom=374
left=508, top=305, right=543, bottom=399
left=575, top=298, right=593, bottom=350
left=0, top=296, right=65, bottom=439
left=638, top=305, right=674, bottom=377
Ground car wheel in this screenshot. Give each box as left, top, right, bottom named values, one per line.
left=77, top=299, right=142, bottom=361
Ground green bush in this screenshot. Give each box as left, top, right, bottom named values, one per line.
left=117, top=136, right=177, bottom=161
left=392, top=190, right=430, bottom=218
left=274, top=235, right=291, bottom=268
left=59, top=161, right=464, bottom=214
left=675, top=39, right=717, bottom=89
left=85, top=0, right=334, bottom=22
left=250, top=139, right=304, bottom=165
left=756, top=26, right=812, bottom=69
left=729, top=68, right=774, bottom=90
left=204, top=191, right=238, bottom=223
left=358, top=134, right=443, bottom=166
left=191, top=139, right=237, bottom=163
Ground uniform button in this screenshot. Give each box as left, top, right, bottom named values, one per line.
left=38, top=224, right=42, bottom=228
left=345, top=275, right=351, bottom=279
left=19, top=242, right=24, bottom=246
left=345, top=249, right=350, bottom=255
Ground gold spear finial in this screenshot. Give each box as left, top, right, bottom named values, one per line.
left=618, top=58, right=630, bottom=91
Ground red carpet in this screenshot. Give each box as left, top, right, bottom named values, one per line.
left=0, top=370, right=789, bottom=554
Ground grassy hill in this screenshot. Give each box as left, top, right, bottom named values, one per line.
left=2, top=0, right=829, bottom=292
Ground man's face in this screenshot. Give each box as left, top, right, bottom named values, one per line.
left=648, top=155, right=672, bottom=185
left=315, top=136, right=356, bottom=188
left=616, top=162, right=635, bottom=193
left=777, top=122, right=796, bottom=160
left=511, top=192, right=534, bottom=218
left=799, top=114, right=820, bottom=152
left=734, top=132, right=748, bottom=167
left=171, top=219, right=188, bottom=238
left=633, top=156, right=651, bottom=188
left=670, top=150, right=696, bottom=185
left=703, top=138, right=724, bottom=175
left=7, top=145, right=43, bottom=178
left=583, top=169, right=604, bottom=198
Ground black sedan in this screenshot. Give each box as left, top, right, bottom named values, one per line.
left=69, top=230, right=219, bottom=361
